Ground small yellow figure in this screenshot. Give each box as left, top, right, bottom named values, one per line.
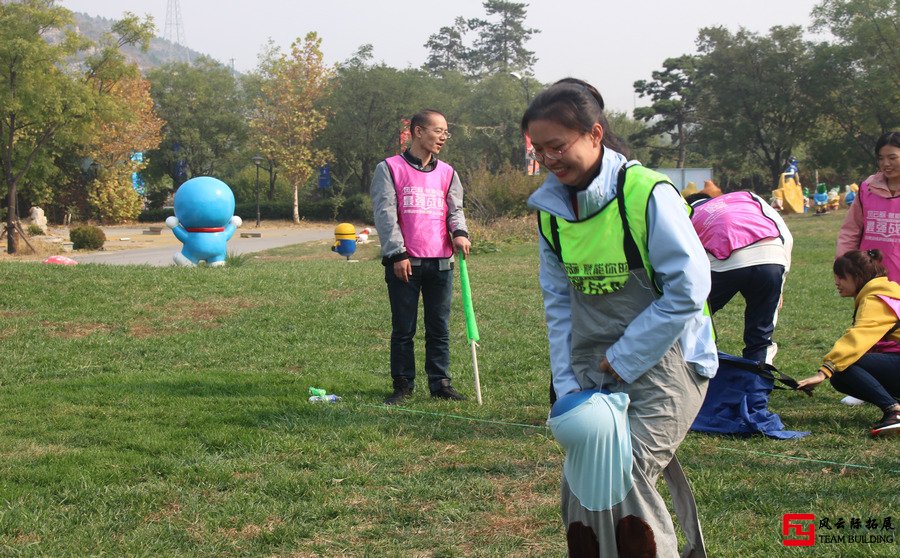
left=681, top=181, right=698, bottom=198
left=332, top=223, right=357, bottom=260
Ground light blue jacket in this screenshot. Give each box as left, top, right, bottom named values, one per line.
left=527, top=148, right=717, bottom=396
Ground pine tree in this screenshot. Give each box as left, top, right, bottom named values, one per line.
left=469, top=1, right=539, bottom=77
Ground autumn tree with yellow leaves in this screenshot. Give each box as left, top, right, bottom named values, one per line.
left=250, top=32, right=333, bottom=224
left=88, top=77, right=164, bottom=223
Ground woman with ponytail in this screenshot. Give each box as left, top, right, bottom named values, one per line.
left=524, top=78, right=715, bottom=557
left=797, top=249, right=900, bottom=437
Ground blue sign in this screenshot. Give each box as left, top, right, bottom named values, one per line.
left=131, top=152, right=145, bottom=195
left=318, top=164, right=332, bottom=190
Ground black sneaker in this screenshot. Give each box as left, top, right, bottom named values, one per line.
left=871, top=409, right=900, bottom=437
left=431, top=384, right=467, bottom=401
left=384, top=384, right=413, bottom=406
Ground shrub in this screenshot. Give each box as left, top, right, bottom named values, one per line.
left=138, top=207, right=175, bottom=222
left=70, top=225, right=106, bottom=250
left=27, top=223, right=45, bottom=236
left=462, top=163, right=543, bottom=221
left=88, top=167, right=143, bottom=223
left=141, top=194, right=374, bottom=224
left=340, top=193, right=373, bottom=222
left=233, top=202, right=294, bottom=221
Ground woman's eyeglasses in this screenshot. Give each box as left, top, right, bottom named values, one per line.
left=528, top=138, right=576, bottom=163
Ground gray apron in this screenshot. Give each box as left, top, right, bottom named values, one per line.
left=562, top=268, right=708, bottom=558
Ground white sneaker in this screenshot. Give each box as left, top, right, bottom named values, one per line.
left=871, top=410, right=900, bottom=437
left=840, top=396, right=866, bottom=406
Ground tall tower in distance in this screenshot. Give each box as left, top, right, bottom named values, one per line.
left=163, top=0, right=185, bottom=46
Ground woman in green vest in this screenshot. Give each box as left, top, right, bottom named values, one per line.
left=524, top=78, right=717, bottom=557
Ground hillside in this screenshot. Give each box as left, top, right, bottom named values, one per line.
left=70, top=11, right=219, bottom=72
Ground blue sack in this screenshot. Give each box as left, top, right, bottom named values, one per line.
left=692, top=352, right=809, bottom=439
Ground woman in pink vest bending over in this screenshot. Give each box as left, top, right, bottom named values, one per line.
left=687, top=190, right=792, bottom=365
left=797, top=250, right=900, bottom=437
left=837, top=132, right=900, bottom=281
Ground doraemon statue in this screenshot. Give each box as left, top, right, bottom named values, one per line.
left=165, top=176, right=242, bottom=266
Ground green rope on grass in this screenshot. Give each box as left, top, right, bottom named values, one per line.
left=352, top=401, right=900, bottom=473
left=358, top=402, right=546, bottom=429
left=718, top=447, right=900, bottom=474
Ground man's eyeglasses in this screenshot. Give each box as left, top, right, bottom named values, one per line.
left=426, top=127, right=451, bottom=139
left=528, top=138, right=576, bottom=163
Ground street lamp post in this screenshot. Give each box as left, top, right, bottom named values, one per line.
left=251, top=155, right=265, bottom=228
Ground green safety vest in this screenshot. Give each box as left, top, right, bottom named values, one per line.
left=538, top=164, right=683, bottom=296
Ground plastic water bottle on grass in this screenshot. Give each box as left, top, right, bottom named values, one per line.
left=308, top=394, right=341, bottom=403
left=308, top=387, right=340, bottom=403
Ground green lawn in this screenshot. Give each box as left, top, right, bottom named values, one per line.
left=0, top=210, right=897, bottom=557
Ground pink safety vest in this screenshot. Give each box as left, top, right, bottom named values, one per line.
left=385, top=155, right=454, bottom=258
left=872, top=294, right=900, bottom=354
left=858, top=182, right=900, bottom=282
left=690, top=192, right=781, bottom=260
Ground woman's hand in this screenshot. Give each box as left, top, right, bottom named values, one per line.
left=797, top=371, right=827, bottom=390
left=600, top=357, right=623, bottom=383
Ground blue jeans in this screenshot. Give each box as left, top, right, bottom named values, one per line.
left=830, top=352, right=900, bottom=411
left=385, top=259, right=453, bottom=392
left=709, top=264, right=785, bottom=363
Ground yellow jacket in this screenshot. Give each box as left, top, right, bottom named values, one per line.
left=820, top=277, right=900, bottom=377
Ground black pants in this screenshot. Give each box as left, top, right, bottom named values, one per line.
left=384, top=259, right=452, bottom=392
left=709, top=264, right=785, bottom=364
left=830, top=352, right=900, bottom=411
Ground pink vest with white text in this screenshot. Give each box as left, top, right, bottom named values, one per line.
left=691, top=192, right=781, bottom=260
left=872, top=294, right=900, bottom=354
left=858, top=182, right=900, bottom=282
left=385, top=155, right=454, bottom=258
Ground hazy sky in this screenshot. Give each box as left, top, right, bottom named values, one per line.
left=61, top=0, right=825, bottom=113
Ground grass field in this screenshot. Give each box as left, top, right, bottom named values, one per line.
left=0, top=210, right=897, bottom=557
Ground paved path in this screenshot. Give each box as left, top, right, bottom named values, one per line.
left=70, top=226, right=334, bottom=266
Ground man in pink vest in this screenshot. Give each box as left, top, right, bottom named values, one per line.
left=687, top=191, right=793, bottom=364
left=370, top=109, right=472, bottom=405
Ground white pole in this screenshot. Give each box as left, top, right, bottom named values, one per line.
left=470, top=340, right=483, bottom=405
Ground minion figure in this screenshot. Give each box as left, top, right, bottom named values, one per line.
left=332, top=223, right=357, bottom=260
left=165, top=176, right=242, bottom=266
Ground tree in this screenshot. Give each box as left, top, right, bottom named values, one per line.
left=320, top=47, right=447, bottom=194
left=251, top=32, right=332, bottom=224
left=243, top=40, right=282, bottom=200
left=87, top=77, right=164, bottom=222
left=693, top=26, right=821, bottom=188
left=633, top=55, right=700, bottom=168
left=469, top=1, right=539, bottom=76
left=0, top=0, right=153, bottom=253
left=809, top=0, right=900, bottom=175
left=452, top=72, right=537, bottom=173
left=605, top=111, right=653, bottom=166
left=424, top=17, right=475, bottom=74
left=145, top=57, right=248, bottom=191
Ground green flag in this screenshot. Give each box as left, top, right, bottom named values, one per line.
left=458, top=251, right=480, bottom=343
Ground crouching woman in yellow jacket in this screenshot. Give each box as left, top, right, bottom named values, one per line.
left=798, top=249, right=900, bottom=436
